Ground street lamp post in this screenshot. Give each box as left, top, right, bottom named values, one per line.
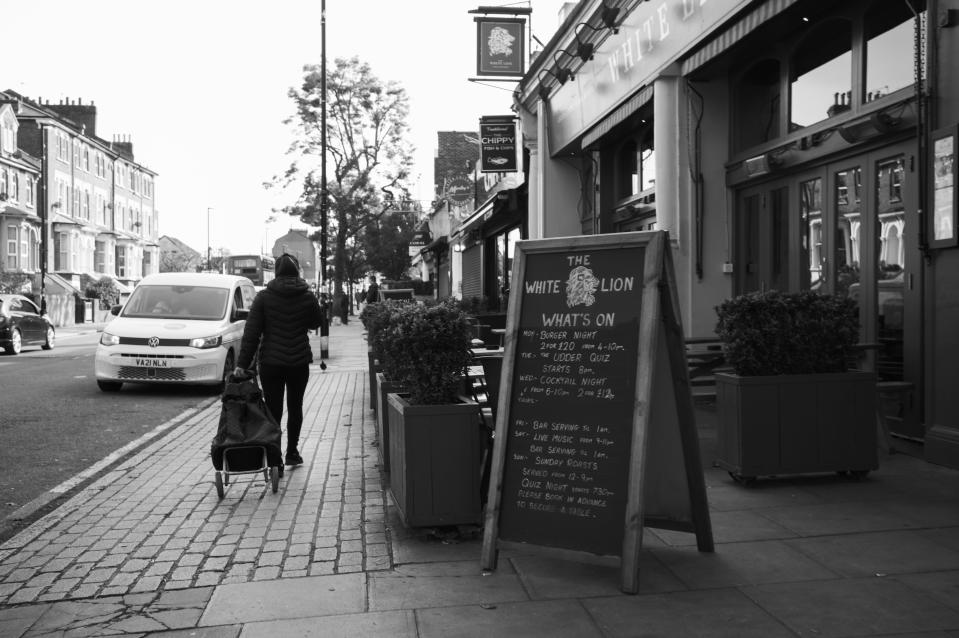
left=319, top=0, right=330, bottom=360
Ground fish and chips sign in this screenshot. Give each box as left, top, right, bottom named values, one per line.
left=475, top=17, right=525, bottom=77
left=480, top=115, right=520, bottom=173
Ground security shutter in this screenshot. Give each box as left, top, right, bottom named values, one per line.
left=461, top=245, right=482, bottom=300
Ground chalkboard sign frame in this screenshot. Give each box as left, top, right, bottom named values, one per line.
left=480, top=231, right=713, bottom=594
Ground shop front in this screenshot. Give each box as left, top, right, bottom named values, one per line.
left=518, top=0, right=958, bottom=467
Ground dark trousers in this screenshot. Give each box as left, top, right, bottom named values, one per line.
left=259, top=363, right=310, bottom=450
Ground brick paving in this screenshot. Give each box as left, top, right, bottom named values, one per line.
left=0, top=326, right=387, bottom=605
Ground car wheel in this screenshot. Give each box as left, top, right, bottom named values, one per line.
left=42, top=326, right=55, bottom=350
left=214, top=351, right=235, bottom=394
left=4, top=329, right=22, bottom=355
left=97, top=380, right=123, bottom=392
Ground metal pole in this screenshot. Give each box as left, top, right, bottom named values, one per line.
left=39, top=124, right=48, bottom=313
left=320, top=0, right=330, bottom=359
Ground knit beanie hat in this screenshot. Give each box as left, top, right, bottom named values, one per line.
left=275, top=253, right=300, bottom=277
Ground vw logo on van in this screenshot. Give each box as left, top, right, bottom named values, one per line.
left=148, top=336, right=160, bottom=348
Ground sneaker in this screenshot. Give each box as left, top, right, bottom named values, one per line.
left=285, top=450, right=303, bottom=466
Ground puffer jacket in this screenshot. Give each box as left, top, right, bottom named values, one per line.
left=236, top=276, right=323, bottom=369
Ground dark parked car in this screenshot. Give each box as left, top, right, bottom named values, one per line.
left=0, top=294, right=55, bottom=355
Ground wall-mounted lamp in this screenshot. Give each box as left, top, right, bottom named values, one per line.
left=600, top=2, right=621, bottom=32
left=573, top=23, right=599, bottom=62
left=543, top=66, right=573, bottom=85
left=538, top=84, right=552, bottom=102
left=453, top=241, right=464, bottom=253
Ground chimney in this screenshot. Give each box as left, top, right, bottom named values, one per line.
left=46, top=98, right=98, bottom=137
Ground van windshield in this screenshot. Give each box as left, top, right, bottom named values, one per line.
left=122, top=285, right=229, bottom=320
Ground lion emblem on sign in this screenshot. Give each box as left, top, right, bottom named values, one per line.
left=566, top=265, right=599, bottom=308
left=488, top=26, right=515, bottom=57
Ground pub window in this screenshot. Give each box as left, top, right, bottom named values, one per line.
left=616, top=139, right=638, bottom=199
left=639, top=134, right=655, bottom=192
left=734, top=58, right=781, bottom=150
left=865, top=1, right=924, bottom=104
left=790, top=18, right=853, bottom=130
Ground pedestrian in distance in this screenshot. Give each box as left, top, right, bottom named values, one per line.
left=338, top=292, right=349, bottom=325
left=365, top=275, right=380, bottom=304
left=234, top=253, right=322, bottom=466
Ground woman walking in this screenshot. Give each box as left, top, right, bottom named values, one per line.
left=235, top=253, right=322, bottom=465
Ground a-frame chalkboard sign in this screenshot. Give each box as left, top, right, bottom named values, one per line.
left=480, top=231, right=713, bottom=594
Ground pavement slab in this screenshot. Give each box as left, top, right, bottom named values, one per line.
left=240, top=609, right=416, bottom=638
left=199, top=573, right=365, bottom=626
left=583, top=588, right=797, bottom=638
left=741, top=577, right=959, bottom=638
left=415, top=599, right=603, bottom=638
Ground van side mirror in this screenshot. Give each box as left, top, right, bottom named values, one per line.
left=234, top=308, right=250, bottom=322
left=110, top=304, right=123, bottom=316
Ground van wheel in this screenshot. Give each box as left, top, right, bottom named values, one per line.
left=214, top=351, right=235, bottom=394
left=98, top=380, right=123, bottom=392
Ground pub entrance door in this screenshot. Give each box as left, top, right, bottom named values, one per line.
left=734, top=141, right=922, bottom=440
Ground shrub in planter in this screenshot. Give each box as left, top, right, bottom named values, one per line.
left=379, top=300, right=482, bottom=526
left=713, top=290, right=877, bottom=482
left=379, top=300, right=474, bottom=405
left=715, top=290, right=859, bottom=375
left=360, top=300, right=402, bottom=411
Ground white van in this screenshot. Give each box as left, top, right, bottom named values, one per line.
left=94, top=272, right=257, bottom=392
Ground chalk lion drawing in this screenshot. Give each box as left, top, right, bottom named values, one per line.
left=566, top=265, right=599, bottom=308
left=488, top=26, right=515, bottom=57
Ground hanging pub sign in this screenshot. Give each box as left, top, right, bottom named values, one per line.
left=475, top=17, right=525, bottom=77
left=480, top=231, right=714, bottom=594
left=480, top=115, right=519, bottom=173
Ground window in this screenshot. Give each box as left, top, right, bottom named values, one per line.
left=865, top=2, right=922, bottom=103
left=83, top=146, right=90, bottom=172
left=5, top=225, right=17, bottom=269
left=0, top=168, right=7, bottom=198
left=800, top=178, right=824, bottom=290
left=83, top=191, right=91, bottom=220
left=25, top=177, right=34, bottom=206
left=10, top=173, right=17, bottom=201
left=735, top=59, right=782, bottom=149
left=1, top=119, right=14, bottom=154
left=790, top=19, right=853, bottom=130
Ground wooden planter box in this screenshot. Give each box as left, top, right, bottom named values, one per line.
left=387, top=393, right=482, bottom=527
left=367, top=349, right=380, bottom=411
left=375, top=372, right=406, bottom=473
left=715, top=370, right=878, bottom=482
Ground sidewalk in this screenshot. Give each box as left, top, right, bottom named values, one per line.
left=0, top=320, right=957, bottom=637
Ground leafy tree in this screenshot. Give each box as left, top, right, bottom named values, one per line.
left=160, top=251, right=196, bottom=272
left=272, top=57, right=415, bottom=296
left=363, top=207, right=418, bottom=280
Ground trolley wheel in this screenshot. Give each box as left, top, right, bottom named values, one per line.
left=214, top=472, right=224, bottom=499
left=270, top=466, right=279, bottom=493
left=728, top=471, right=757, bottom=486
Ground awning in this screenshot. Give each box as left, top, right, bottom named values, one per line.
left=680, top=0, right=800, bottom=76
left=419, top=236, right=449, bottom=256
left=581, top=85, right=654, bottom=150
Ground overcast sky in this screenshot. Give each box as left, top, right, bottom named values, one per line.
left=5, top=0, right=570, bottom=255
